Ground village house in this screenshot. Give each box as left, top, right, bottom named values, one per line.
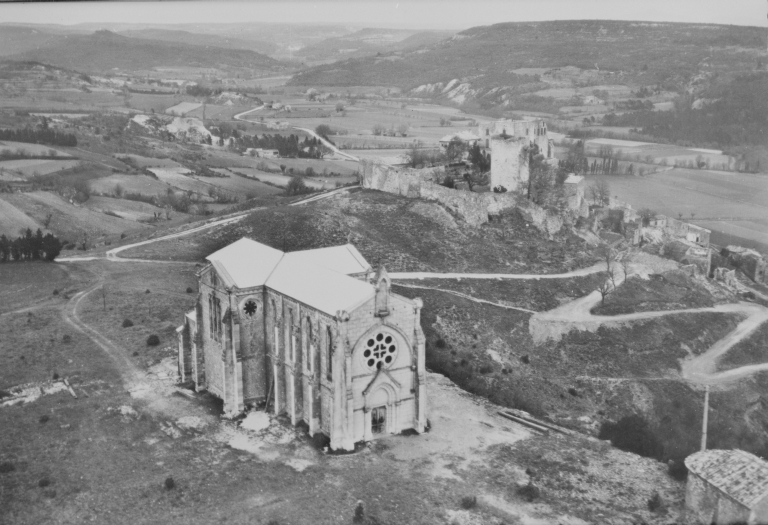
left=438, top=130, right=481, bottom=149
left=685, top=449, right=768, bottom=524
left=244, top=148, right=280, bottom=159
left=176, top=238, right=428, bottom=451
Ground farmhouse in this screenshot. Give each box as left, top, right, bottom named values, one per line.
left=245, top=148, right=280, bottom=158
left=438, top=130, right=481, bottom=148
left=685, top=449, right=768, bottom=524
left=176, top=238, right=428, bottom=451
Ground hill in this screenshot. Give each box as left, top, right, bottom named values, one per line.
left=0, top=25, right=60, bottom=57
left=289, top=20, right=766, bottom=103
left=118, top=28, right=278, bottom=57
left=295, top=27, right=455, bottom=63
left=8, top=30, right=285, bottom=73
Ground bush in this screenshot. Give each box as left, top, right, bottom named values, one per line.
left=479, top=364, right=494, bottom=375
left=460, top=496, right=477, bottom=509
left=0, top=462, right=15, bottom=474
left=164, top=477, right=175, bottom=490
left=122, top=319, right=134, bottom=328
left=668, top=458, right=688, bottom=480
left=647, top=491, right=663, bottom=512
left=52, top=289, right=59, bottom=295
left=146, top=334, right=160, bottom=346
left=186, top=287, right=194, bottom=293
left=435, top=338, right=446, bottom=349
left=285, top=176, right=313, bottom=196
left=39, top=415, right=49, bottom=423
left=598, top=414, right=663, bottom=460
left=38, top=478, right=51, bottom=487
left=517, top=481, right=540, bottom=502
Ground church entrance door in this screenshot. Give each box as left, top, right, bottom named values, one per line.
left=371, top=406, right=386, bottom=434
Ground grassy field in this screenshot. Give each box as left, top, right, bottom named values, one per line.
left=84, top=196, right=191, bottom=223
left=191, top=171, right=283, bottom=196
left=1, top=191, right=148, bottom=241
left=90, top=174, right=171, bottom=197
left=114, top=154, right=181, bottom=169
left=0, top=197, right=44, bottom=237
left=0, top=159, right=80, bottom=177
left=0, top=141, right=74, bottom=158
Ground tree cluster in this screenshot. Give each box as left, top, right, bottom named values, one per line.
left=0, top=229, right=63, bottom=263
left=0, top=127, right=77, bottom=147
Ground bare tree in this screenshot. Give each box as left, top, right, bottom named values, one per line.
left=598, top=276, right=614, bottom=306
left=99, top=283, right=108, bottom=311
left=588, top=179, right=611, bottom=206
left=619, top=255, right=632, bottom=281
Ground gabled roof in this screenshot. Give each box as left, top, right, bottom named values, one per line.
left=206, top=238, right=284, bottom=289
left=203, top=238, right=376, bottom=316
left=265, top=255, right=374, bottom=316
left=686, top=449, right=768, bottom=508
left=564, top=174, right=584, bottom=185
left=283, top=244, right=371, bottom=275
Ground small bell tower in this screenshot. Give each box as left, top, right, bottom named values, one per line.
left=374, top=266, right=390, bottom=317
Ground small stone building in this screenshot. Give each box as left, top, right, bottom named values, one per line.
left=685, top=449, right=768, bottom=524
left=177, top=238, right=428, bottom=451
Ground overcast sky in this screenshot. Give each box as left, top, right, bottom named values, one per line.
left=1, top=0, right=765, bottom=29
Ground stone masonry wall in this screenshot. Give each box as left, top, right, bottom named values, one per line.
left=360, top=160, right=563, bottom=236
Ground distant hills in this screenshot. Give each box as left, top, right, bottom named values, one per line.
left=289, top=20, right=767, bottom=98
left=118, top=28, right=278, bottom=57
left=294, top=27, right=455, bottom=62
left=1, top=28, right=285, bottom=73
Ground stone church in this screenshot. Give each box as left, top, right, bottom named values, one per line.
left=176, top=238, right=427, bottom=451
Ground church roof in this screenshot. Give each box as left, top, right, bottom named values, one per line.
left=204, top=237, right=375, bottom=316
left=206, top=238, right=284, bottom=289
left=685, top=449, right=768, bottom=508
left=283, top=244, right=371, bottom=275
left=266, top=255, right=374, bottom=316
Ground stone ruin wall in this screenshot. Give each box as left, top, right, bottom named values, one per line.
left=359, top=161, right=564, bottom=236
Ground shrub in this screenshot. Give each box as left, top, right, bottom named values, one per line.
left=62, top=334, right=72, bottom=343
left=521, top=354, right=530, bottom=364
left=479, top=364, right=494, bottom=375
left=122, top=319, right=134, bottom=328
left=353, top=501, right=365, bottom=523
left=0, top=462, right=15, bottom=474
left=146, top=335, right=160, bottom=346
left=52, top=289, right=59, bottom=295
left=517, top=481, right=540, bottom=502
left=568, top=387, right=579, bottom=397
left=164, top=477, right=175, bottom=490
left=311, top=432, right=331, bottom=450
left=145, top=289, right=151, bottom=294
left=647, top=491, right=663, bottom=512
left=668, top=458, right=688, bottom=480
left=460, top=496, right=477, bottom=509
left=435, top=338, right=446, bottom=349
left=39, top=415, right=49, bottom=423
left=52, top=372, right=58, bottom=380
left=598, top=414, right=663, bottom=460
left=38, top=478, right=51, bottom=487
left=185, top=287, right=194, bottom=293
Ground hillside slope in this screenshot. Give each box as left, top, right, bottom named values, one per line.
left=118, top=28, right=278, bottom=56
left=289, top=20, right=766, bottom=103
left=9, top=30, right=285, bottom=73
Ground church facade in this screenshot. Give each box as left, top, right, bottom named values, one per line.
left=176, top=238, right=427, bottom=451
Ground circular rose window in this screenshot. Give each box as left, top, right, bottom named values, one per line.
left=363, top=332, right=397, bottom=370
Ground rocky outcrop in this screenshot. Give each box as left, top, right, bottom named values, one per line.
left=360, top=161, right=563, bottom=236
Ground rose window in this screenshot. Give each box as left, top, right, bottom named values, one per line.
left=363, top=333, right=397, bottom=370
left=243, top=300, right=257, bottom=316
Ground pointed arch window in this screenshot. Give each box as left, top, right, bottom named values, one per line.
left=326, top=326, right=333, bottom=381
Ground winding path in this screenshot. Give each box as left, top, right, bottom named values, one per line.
left=528, top=266, right=768, bottom=387
left=56, top=186, right=356, bottom=264
left=291, top=126, right=359, bottom=162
